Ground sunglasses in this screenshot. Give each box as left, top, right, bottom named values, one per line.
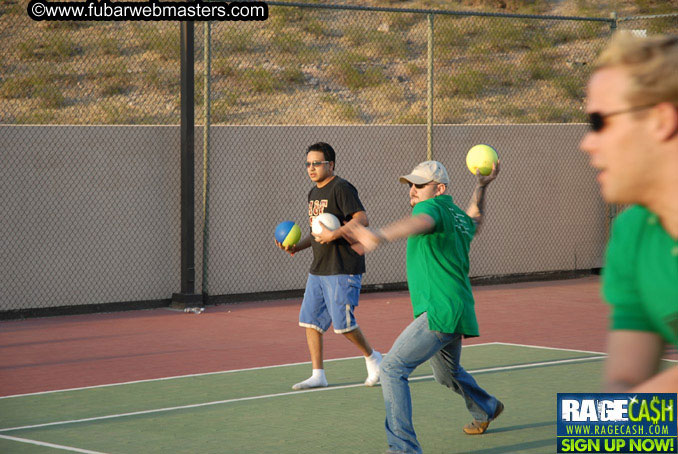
left=407, top=182, right=437, bottom=189
left=305, top=160, right=329, bottom=168
left=588, top=104, right=656, bottom=132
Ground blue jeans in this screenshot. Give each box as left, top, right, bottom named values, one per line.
left=380, top=313, right=500, bottom=454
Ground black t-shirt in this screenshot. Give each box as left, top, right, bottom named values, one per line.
left=308, top=176, right=366, bottom=275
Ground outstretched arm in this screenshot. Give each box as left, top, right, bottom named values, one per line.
left=313, top=210, right=368, bottom=244
left=466, top=161, right=499, bottom=232
left=342, top=214, right=435, bottom=254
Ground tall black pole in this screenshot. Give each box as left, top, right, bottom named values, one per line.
left=172, top=21, right=202, bottom=310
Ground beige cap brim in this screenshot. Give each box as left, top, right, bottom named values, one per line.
left=399, top=174, right=431, bottom=184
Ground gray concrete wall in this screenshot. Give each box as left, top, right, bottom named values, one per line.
left=1, top=124, right=604, bottom=311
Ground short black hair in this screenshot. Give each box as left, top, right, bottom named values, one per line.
left=306, top=142, right=336, bottom=165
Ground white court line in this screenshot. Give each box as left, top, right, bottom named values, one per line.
left=494, top=341, right=678, bottom=363
left=492, top=341, right=607, bottom=356
left=0, top=434, right=110, bottom=454
left=0, top=354, right=371, bottom=400
left=0, top=343, right=498, bottom=400
left=0, top=354, right=604, bottom=434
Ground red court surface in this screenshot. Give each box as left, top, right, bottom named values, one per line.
left=0, top=276, right=608, bottom=396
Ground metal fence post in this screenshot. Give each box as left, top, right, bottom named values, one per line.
left=202, top=22, right=212, bottom=304
left=605, top=12, right=618, bottom=243
left=610, top=11, right=617, bottom=32
left=171, top=21, right=202, bottom=310
left=427, top=13, right=434, bottom=161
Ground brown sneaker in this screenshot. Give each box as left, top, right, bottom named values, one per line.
left=463, top=401, right=504, bottom=435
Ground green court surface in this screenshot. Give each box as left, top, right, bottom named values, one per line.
left=0, top=343, right=609, bottom=454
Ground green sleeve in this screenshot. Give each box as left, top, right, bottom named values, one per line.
left=602, top=208, right=653, bottom=332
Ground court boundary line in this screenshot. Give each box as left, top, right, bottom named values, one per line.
left=493, top=342, right=606, bottom=356
left=0, top=354, right=605, bottom=433
left=0, top=354, right=383, bottom=400
left=0, top=434, right=110, bottom=454
left=0, top=343, right=500, bottom=400
left=495, top=341, right=677, bottom=363
left=0, top=342, right=616, bottom=400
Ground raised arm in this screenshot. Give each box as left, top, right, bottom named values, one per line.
left=466, top=161, right=499, bottom=232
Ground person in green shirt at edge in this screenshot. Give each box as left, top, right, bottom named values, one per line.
left=580, top=32, right=678, bottom=394
left=344, top=160, right=503, bottom=454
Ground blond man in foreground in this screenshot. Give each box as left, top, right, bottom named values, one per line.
left=580, top=32, right=678, bottom=393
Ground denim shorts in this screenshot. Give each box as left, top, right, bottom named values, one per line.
left=299, top=274, right=362, bottom=334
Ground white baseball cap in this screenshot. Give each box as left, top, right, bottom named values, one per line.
left=399, top=161, right=450, bottom=185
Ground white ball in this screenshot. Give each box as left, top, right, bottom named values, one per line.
left=312, top=213, right=340, bottom=235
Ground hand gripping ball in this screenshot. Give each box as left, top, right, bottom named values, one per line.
left=275, top=221, right=301, bottom=247
left=311, top=213, right=340, bottom=235
left=466, top=144, right=498, bottom=176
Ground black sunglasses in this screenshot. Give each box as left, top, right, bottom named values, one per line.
left=588, top=104, right=656, bottom=132
left=305, top=160, right=329, bottom=168
left=407, top=182, right=437, bottom=189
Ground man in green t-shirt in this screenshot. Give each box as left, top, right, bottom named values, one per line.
left=580, top=32, right=678, bottom=394
left=344, top=160, right=503, bottom=454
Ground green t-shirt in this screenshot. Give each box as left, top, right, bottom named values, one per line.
left=603, top=205, right=678, bottom=348
left=406, top=195, right=479, bottom=336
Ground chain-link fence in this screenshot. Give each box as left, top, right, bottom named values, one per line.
left=1, top=7, right=186, bottom=314
left=1, top=1, right=677, bottom=316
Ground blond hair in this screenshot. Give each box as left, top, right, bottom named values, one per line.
left=594, top=32, right=678, bottom=106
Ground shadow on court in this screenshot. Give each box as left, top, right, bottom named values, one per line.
left=489, top=420, right=555, bottom=433
left=459, top=438, right=553, bottom=454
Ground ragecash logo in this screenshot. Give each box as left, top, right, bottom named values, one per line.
left=557, top=393, right=677, bottom=453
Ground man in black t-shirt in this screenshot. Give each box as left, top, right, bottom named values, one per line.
left=275, top=142, right=382, bottom=390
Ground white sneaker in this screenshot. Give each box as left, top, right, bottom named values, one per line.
left=292, top=374, right=328, bottom=390
left=364, top=350, right=382, bottom=386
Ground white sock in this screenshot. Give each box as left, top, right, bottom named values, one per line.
left=292, top=369, right=328, bottom=390
left=364, top=350, right=382, bottom=386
